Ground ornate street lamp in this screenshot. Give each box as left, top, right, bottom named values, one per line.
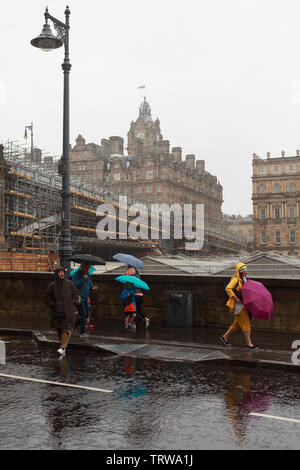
left=24, top=122, right=34, bottom=159
left=31, top=6, right=72, bottom=270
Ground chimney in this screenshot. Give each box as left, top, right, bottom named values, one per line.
left=109, top=136, right=124, bottom=155
left=281, top=150, right=285, bottom=158
left=101, top=139, right=110, bottom=158
left=196, top=160, right=205, bottom=173
left=158, top=140, right=170, bottom=154
left=185, top=154, right=195, bottom=168
left=172, top=147, right=182, bottom=162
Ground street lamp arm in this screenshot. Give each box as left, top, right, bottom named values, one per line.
left=44, top=6, right=70, bottom=44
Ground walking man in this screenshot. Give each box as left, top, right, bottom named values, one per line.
left=45, top=267, right=79, bottom=355
left=71, top=263, right=98, bottom=337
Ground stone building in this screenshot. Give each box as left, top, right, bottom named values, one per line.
left=222, top=214, right=253, bottom=243
left=70, top=98, right=223, bottom=227
left=252, top=150, right=300, bottom=257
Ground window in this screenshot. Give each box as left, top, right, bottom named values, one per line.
left=33, top=171, right=39, bottom=182
left=275, top=231, right=281, bottom=244
left=259, top=167, right=265, bottom=174
left=289, top=183, right=295, bottom=192
left=274, top=165, right=279, bottom=172
left=157, top=183, right=161, bottom=193
left=146, top=184, right=152, bottom=193
left=259, top=184, right=265, bottom=194
left=146, top=169, right=154, bottom=178
left=290, top=230, right=296, bottom=243
left=113, top=172, right=120, bottom=181
left=136, top=184, right=141, bottom=193
left=260, top=208, right=266, bottom=220
left=289, top=164, right=294, bottom=171
left=274, top=183, right=280, bottom=193
left=261, top=231, right=266, bottom=244
left=274, top=208, right=280, bottom=220
left=289, top=207, right=295, bottom=219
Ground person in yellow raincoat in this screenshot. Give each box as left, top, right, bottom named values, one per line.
left=220, top=262, right=259, bottom=350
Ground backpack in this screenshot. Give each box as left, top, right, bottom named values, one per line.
left=120, top=288, right=136, bottom=313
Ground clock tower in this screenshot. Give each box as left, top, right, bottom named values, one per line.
left=127, top=97, right=162, bottom=156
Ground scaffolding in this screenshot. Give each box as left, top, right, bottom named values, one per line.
left=2, top=139, right=248, bottom=261
left=2, top=140, right=162, bottom=259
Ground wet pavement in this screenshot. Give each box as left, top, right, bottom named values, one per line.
left=0, top=318, right=300, bottom=371
left=0, top=333, right=300, bottom=450
left=0, top=322, right=300, bottom=450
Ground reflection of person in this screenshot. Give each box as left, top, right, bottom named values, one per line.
left=44, top=267, right=79, bottom=355
left=225, top=372, right=251, bottom=443
left=220, top=263, right=258, bottom=350
left=71, top=263, right=98, bottom=337
left=125, top=265, right=150, bottom=329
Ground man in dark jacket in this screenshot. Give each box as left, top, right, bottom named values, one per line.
left=45, top=267, right=79, bottom=355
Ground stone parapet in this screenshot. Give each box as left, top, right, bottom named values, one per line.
left=0, top=272, right=299, bottom=333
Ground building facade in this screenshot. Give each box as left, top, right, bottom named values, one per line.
left=70, top=98, right=223, bottom=228
left=252, top=150, right=300, bottom=257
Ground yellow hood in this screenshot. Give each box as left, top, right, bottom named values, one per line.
left=235, top=262, right=247, bottom=279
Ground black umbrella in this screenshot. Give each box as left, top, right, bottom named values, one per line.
left=71, top=254, right=106, bottom=265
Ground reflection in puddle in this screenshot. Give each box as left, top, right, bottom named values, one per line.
left=0, top=336, right=299, bottom=450
left=0, top=340, right=5, bottom=365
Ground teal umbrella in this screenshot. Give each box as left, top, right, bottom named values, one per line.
left=71, top=266, right=96, bottom=276
left=115, top=275, right=150, bottom=291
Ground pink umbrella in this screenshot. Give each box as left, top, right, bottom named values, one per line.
left=241, top=279, right=274, bottom=320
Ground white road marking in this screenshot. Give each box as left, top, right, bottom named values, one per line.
left=250, top=412, right=300, bottom=424
left=0, top=372, right=113, bottom=393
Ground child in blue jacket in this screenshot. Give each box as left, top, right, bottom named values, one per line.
left=121, top=287, right=137, bottom=332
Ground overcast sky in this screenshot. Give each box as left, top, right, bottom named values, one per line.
left=1, top=0, right=300, bottom=215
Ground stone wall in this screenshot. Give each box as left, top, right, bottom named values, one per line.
left=0, top=272, right=299, bottom=333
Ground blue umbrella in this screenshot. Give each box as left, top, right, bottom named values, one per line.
left=113, top=253, right=144, bottom=270
left=115, top=275, right=150, bottom=291
left=71, top=266, right=96, bottom=277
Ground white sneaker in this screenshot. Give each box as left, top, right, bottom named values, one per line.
left=57, top=348, right=66, bottom=355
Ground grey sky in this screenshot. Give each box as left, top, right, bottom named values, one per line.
left=1, top=0, right=300, bottom=215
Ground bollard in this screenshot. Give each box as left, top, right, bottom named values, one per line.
left=0, top=340, right=6, bottom=365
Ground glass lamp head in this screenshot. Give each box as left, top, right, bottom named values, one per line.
left=30, top=23, right=63, bottom=52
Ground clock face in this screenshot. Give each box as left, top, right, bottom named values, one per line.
left=136, top=132, right=145, bottom=140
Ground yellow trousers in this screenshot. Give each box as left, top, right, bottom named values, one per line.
left=229, top=308, right=251, bottom=333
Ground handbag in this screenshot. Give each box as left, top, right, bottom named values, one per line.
left=234, top=302, right=244, bottom=316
